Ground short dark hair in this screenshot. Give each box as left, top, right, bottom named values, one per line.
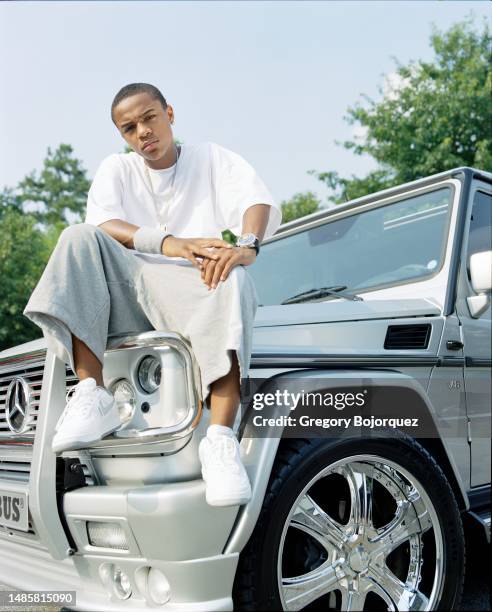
left=111, top=83, right=167, bottom=122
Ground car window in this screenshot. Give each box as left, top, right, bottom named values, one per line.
left=250, top=187, right=453, bottom=306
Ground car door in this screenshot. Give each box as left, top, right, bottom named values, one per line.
left=455, top=179, right=492, bottom=487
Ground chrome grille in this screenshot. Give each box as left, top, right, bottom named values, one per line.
left=0, top=455, right=32, bottom=482
left=0, top=355, right=96, bottom=488
left=0, top=353, right=97, bottom=548
left=0, top=358, right=45, bottom=438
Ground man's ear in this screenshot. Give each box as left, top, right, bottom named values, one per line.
left=166, top=105, right=175, bottom=125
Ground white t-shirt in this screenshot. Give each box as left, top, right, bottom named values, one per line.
left=85, top=141, right=282, bottom=263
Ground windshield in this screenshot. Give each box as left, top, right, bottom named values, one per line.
left=250, top=186, right=453, bottom=306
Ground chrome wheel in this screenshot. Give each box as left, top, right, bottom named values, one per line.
left=277, top=455, right=444, bottom=611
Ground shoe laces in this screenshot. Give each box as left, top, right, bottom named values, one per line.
left=206, top=436, right=241, bottom=473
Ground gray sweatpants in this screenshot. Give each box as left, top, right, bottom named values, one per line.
left=23, top=223, right=259, bottom=404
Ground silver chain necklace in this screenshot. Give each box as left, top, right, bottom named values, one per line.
left=144, top=143, right=181, bottom=233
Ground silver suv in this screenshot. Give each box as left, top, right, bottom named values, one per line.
left=0, top=167, right=490, bottom=611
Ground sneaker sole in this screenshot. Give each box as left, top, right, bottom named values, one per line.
left=205, top=492, right=252, bottom=507
left=205, top=483, right=252, bottom=507
left=52, top=418, right=121, bottom=454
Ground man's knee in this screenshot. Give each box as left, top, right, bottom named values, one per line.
left=234, top=266, right=259, bottom=306
left=59, top=223, right=101, bottom=245
left=226, top=266, right=257, bottom=299
left=227, top=265, right=245, bottom=282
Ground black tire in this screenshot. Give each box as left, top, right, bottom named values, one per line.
left=233, top=433, right=465, bottom=611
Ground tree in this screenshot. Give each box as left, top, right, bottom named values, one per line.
left=17, top=143, right=90, bottom=228
left=315, top=16, right=491, bottom=204
left=280, top=191, right=322, bottom=224
left=0, top=144, right=91, bottom=348
left=0, top=187, right=23, bottom=221
left=0, top=209, right=52, bottom=350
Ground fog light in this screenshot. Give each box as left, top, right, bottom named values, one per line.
left=110, top=379, right=136, bottom=423
left=112, top=565, right=132, bottom=600
left=87, top=521, right=129, bottom=550
left=137, top=355, right=162, bottom=394
left=147, top=568, right=171, bottom=605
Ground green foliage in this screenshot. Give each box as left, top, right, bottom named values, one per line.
left=0, top=209, right=52, bottom=350
left=280, top=191, right=322, bottom=224
left=316, top=16, right=491, bottom=204
left=17, top=143, right=90, bottom=227
left=0, top=188, right=23, bottom=220
left=222, top=229, right=236, bottom=244
left=312, top=169, right=395, bottom=204
left=0, top=143, right=88, bottom=349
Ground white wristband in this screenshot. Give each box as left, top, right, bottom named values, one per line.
left=133, top=227, right=172, bottom=254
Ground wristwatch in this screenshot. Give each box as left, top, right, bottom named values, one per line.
left=236, top=233, right=260, bottom=255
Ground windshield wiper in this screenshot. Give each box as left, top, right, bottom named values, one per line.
left=281, top=285, right=364, bottom=305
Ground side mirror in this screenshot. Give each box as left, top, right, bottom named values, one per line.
left=467, top=250, right=492, bottom=318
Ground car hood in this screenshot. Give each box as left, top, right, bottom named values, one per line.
left=253, top=297, right=441, bottom=328
left=0, top=298, right=441, bottom=362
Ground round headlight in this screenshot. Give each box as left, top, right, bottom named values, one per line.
left=110, top=379, right=136, bottom=423
left=137, top=356, right=162, bottom=394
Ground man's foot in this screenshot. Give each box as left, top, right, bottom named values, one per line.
left=198, top=425, right=252, bottom=507
left=52, top=377, right=121, bottom=453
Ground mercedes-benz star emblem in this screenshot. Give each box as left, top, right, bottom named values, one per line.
left=5, top=377, right=32, bottom=434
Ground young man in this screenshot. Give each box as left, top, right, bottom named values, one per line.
left=23, top=83, right=281, bottom=507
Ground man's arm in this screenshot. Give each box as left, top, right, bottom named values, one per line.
left=99, top=204, right=270, bottom=249
left=98, top=218, right=231, bottom=269
left=100, top=203, right=270, bottom=250
left=240, top=204, right=271, bottom=242
left=99, top=219, right=139, bottom=249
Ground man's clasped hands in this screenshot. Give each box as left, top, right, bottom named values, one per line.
left=161, top=236, right=256, bottom=290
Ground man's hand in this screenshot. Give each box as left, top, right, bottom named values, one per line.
left=201, top=246, right=256, bottom=289
left=162, top=236, right=233, bottom=269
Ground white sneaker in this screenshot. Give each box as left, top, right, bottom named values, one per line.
left=52, top=377, right=121, bottom=453
left=198, top=426, right=252, bottom=507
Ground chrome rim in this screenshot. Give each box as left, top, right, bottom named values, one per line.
left=277, top=454, right=444, bottom=611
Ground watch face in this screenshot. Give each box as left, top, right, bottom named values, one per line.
left=237, top=233, right=256, bottom=247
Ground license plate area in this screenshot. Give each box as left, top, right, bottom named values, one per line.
left=0, top=489, right=29, bottom=532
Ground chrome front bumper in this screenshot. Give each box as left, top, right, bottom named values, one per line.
left=0, top=478, right=239, bottom=611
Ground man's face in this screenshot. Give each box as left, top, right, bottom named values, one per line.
left=112, top=92, right=175, bottom=166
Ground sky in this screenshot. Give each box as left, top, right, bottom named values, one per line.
left=0, top=1, right=490, bottom=206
